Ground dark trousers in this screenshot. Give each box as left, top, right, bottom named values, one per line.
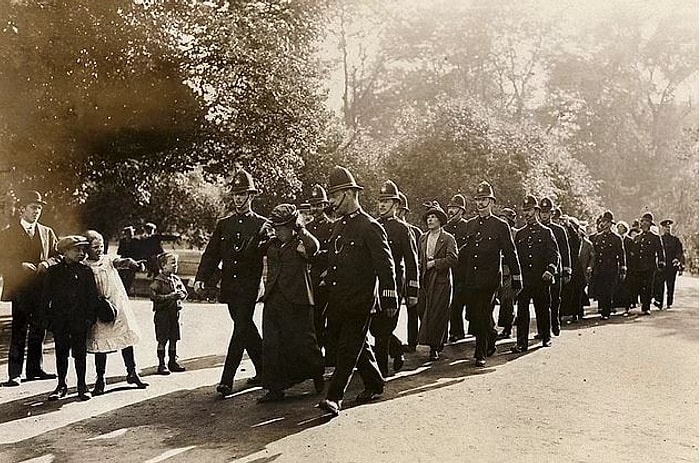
left=53, top=329, right=88, bottom=390
left=313, top=285, right=328, bottom=350
left=8, top=298, right=46, bottom=379
left=326, top=315, right=384, bottom=402
left=448, top=284, right=466, bottom=338
left=465, top=285, right=498, bottom=361
left=117, top=269, right=136, bottom=296
left=369, top=310, right=402, bottom=377
left=549, top=277, right=562, bottom=332
left=407, top=303, right=419, bottom=348
left=220, top=297, right=263, bottom=386
left=497, top=280, right=514, bottom=334
left=630, top=270, right=655, bottom=311
left=516, top=282, right=551, bottom=347
left=596, top=270, right=617, bottom=317
left=654, top=268, right=678, bottom=307
left=94, top=346, right=137, bottom=377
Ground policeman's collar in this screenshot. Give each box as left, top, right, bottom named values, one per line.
left=344, top=207, right=362, bottom=219
left=234, top=208, right=253, bottom=217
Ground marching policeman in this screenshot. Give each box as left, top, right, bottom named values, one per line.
left=588, top=210, right=627, bottom=320
left=538, top=197, right=571, bottom=336
left=511, top=196, right=559, bottom=352
left=654, top=219, right=684, bottom=309
left=318, top=166, right=397, bottom=416
left=194, top=169, right=268, bottom=397
left=371, top=180, right=419, bottom=376
left=628, top=212, right=665, bottom=315
left=444, top=193, right=470, bottom=342
left=305, top=184, right=335, bottom=360
left=496, top=207, right=518, bottom=339
left=397, top=191, right=423, bottom=352
left=458, top=182, right=521, bottom=367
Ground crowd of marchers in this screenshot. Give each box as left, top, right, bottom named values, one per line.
left=0, top=167, right=685, bottom=417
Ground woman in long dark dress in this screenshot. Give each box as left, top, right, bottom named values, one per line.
left=258, top=204, right=325, bottom=402
left=417, top=202, right=458, bottom=361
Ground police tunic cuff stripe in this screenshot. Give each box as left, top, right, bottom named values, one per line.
left=548, top=264, right=557, bottom=273
left=408, top=280, right=419, bottom=288
left=511, top=275, right=521, bottom=281
left=382, top=289, right=397, bottom=298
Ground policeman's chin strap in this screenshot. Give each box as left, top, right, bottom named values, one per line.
left=330, top=191, right=347, bottom=214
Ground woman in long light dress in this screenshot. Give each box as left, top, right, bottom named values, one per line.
left=85, top=230, right=148, bottom=395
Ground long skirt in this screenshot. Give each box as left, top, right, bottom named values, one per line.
left=262, top=291, right=324, bottom=392
left=417, top=279, right=451, bottom=350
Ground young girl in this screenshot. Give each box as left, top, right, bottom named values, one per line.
left=258, top=204, right=324, bottom=402
left=84, top=230, right=148, bottom=395
left=149, top=252, right=188, bottom=375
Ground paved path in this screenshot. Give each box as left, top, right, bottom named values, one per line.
left=0, top=276, right=697, bottom=462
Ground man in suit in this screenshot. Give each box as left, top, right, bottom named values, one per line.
left=397, top=192, right=422, bottom=352
left=511, top=196, right=559, bottom=352
left=371, top=180, right=418, bottom=376
left=0, top=190, right=59, bottom=387
left=444, top=193, right=471, bottom=343
left=458, top=182, right=521, bottom=367
left=317, top=166, right=397, bottom=417
left=194, top=169, right=268, bottom=397
left=654, top=219, right=684, bottom=309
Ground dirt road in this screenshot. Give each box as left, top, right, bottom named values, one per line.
left=0, top=276, right=696, bottom=462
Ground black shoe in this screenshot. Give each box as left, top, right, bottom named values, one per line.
left=48, top=384, right=68, bottom=401
left=26, top=370, right=57, bottom=381
left=402, top=344, right=416, bottom=353
left=318, top=399, right=341, bottom=416
left=429, top=350, right=439, bottom=361
left=168, top=360, right=186, bottom=373
left=313, top=375, right=325, bottom=394
left=642, top=310, right=651, bottom=316
left=393, top=355, right=405, bottom=372
left=542, top=339, right=552, bottom=347
left=216, top=383, right=232, bottom=397
left=552, top=326, right=561, bottom=336
left=355, top=388, right=383, bottom=404
left=257, top=391, right=285, bottom=403
left=2, top=378, right=21, bottom=387
left=653, top=300, right=662, bottom=309
left=157, top=364, right=171, bottom=376
left=475, top=359, right=487, bottom=367
left=246, top=376, right=262, bottom=386
left=486, top=345, right=497, bottom=357
left=497, top=331, right=511, bottom=340
left=126, top=372, right=149, bottom=389
left=534, top=333, right=542, bottom=340
left=510, top=345, right=527, bottom=354
left=77, top=389, right=91, bottom=401
left=92, top=377, right=105, bottom=396
left=601, top=316, right=609, bottom=320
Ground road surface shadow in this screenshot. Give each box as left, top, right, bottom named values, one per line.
left=0, top=336, right=541, bottom=462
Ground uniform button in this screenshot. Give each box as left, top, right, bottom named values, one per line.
left=233, top=275, right=237, bottom=278
left=476, top=243, right=479, bottom=247
left=474, top=255, right=478, bottom=258
left=528, top=264, right=532, bottom=268
left=233, top=261, right=237, bottom=264
left=473, top=266, right=477, bottom=270
left=239, top=219, right=243, bottom=224
left=528, top=254, right=532, bottom=258
left=333, top=266, right=337, bottom=270
left=332, top=282, right=337, bottom=286
left=342, top=221, right=346, bottom=225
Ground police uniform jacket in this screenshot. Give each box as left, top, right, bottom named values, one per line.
left=661, top=234, right=684, bottom=269
left=459, top=214, right=521, bottom=290
left=629, top=230, right=664, bottom=272
left=543, top=221, right=571, bottom=276
left=39, top=259, right=99, bottom=333
left=325, top=208, right=397, bottom=319
left=196, top=210, right=269, bottom=303
left=591, top=230, right=626, bottom=275
left=444, top=217, right=469, bottom=250
left=0, top=221, right=58, bottom=302
left=515, top=222, right=559, bottom=288
left=263, top=231, right=319, bottom=306
left=307, top=214, right=334, bottom=288
left=378, top=216, right=419, bottom=299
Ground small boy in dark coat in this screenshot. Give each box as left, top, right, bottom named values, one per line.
left=39, top=235, right=99, bottom=401
left=149, top=252, right=188, bottom=375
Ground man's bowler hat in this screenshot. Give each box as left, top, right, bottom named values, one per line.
left=17, top=190, right=47, bottom=206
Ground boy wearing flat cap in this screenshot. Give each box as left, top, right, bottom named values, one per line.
left=39, top=236, right=100, bottom=401
left=0, top=190, right=59, bottom=387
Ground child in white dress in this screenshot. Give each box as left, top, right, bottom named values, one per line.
left=84, top=230, right=148, bottom=395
